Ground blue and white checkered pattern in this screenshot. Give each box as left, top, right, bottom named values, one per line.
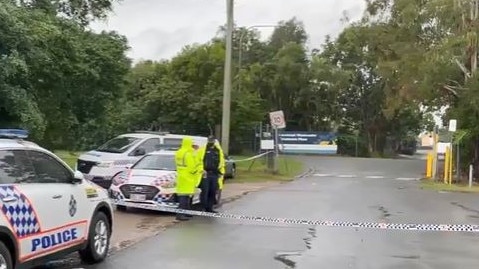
left=0, top=186, right=41, bottom=237
left=111, top=190, right=125, bottom=200
left=109, top=202, right=479, bottom=233
left=154, top=193, right=174, bottom=203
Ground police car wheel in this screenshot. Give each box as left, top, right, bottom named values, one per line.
left=79, top=212, right=110, bottom=264
left=230, top=166, right=236, bottom=178
left=0, top=241, right=13, bottom=269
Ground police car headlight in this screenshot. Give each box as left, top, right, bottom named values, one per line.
left=112, top=172, right=128, bottom=186
left=160, top=182, right=176, bottom=188
left=97, top=161, right=114, bottom=168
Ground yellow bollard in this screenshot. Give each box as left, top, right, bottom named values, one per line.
left=426, top=152, right=433, bottom=178
left=444, top=147, right=450, bottom=184
left=449, top=147, right=453, bottom=185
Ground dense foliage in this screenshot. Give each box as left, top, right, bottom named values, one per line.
left=5, top=0, right=478, bottom=165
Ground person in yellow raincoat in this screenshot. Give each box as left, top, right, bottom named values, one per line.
left=174, top=137, right=198, bottom=221
left=191, top=143, right=203, bottom=208
left=197, top=135, right=225, bottom=212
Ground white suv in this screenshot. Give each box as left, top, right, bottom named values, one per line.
left=76, top=132, right=208, bottom=189
left=0, top=129, right=113, bottom=269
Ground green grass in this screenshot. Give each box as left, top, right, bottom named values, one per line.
left=54, top=150, right=81, bottom=168
left=420, top=179, right=479, bottom=193
left=229, top=155, right=304, bottom=183
left=53, top=150, right=305, bottom=183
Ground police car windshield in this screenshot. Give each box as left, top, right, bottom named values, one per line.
left=132, top=155, right=176, bottom=171
left=97, top=136, right=141, bottom=153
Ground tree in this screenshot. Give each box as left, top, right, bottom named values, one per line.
left=362, top=0, right=479, bottom=168
left=0, top=0, right=130, bottom=149
left=122, top=39, right=264, bottom=153
left=19, top=0, right=118, bottom=25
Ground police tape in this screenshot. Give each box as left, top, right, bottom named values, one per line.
left=112, top=200, right=479, bottom=233
left=231, top=151, right=275, bottom=163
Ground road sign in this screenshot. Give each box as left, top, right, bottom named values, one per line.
left=269, top=110, right=286, bottom=129
left=448, top=119, right=457, bottom=132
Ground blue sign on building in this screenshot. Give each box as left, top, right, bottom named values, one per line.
left=278, top=131, right=338, bottom=155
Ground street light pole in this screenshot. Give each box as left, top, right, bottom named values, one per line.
left=221, top=0, right=234, bottom=156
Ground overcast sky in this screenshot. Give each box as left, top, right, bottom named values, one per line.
left=90, top=0, right=366, bottom=62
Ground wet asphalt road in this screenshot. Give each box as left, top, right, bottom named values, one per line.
left=68, top=156, right=479, bottom=268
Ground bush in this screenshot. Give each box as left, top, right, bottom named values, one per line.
left=336, top=134, right=369, bottom=157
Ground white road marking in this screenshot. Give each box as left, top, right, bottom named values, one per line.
left=337, top=174, right=356, bottom=178
left=313, top=173, right=332, bottom=177
left=365, top=175, right=385, bottom=179
left=395, top=177, right=419, bottom=181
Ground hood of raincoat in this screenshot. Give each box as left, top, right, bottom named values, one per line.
left=180, top=137, right=193, bottom=150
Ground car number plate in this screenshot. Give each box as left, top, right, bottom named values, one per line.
left=130, top=194, right=146, bottom=201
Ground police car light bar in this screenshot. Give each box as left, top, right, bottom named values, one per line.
left=0, top=129, right=29, bottom=139
left=134, top=131, right=170, bottom=135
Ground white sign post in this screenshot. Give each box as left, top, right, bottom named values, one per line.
left=448, top=119, right=457, bottom=181
left=448, top=119, right=457, bottom=132
left=268, top=110, right=286, bottom=173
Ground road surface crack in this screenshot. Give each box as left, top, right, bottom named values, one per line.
left=450, top=202, right=479, bottom=217
left=274, top=251, right=301, bottom=268
left=303, top=227, right=317, bottom=249
left=377, top=205, right=391, bottom=219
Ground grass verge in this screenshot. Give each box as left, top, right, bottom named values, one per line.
left=420, top=179, right=479, bottom=193
left=228, top=155, right=304, bottom=183
left=53, top=151, right=304, bottom=183
left=54, top=150, right=81, bottom=168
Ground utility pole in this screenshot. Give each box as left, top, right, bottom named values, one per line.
left=221, top=0, right=234, bottom=156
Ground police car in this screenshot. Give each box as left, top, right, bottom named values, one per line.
left=0, top=129, right=114, bottom=269
left=109, top=150, right=201, bottom=211
left=76, top=132, right=210, bottom=189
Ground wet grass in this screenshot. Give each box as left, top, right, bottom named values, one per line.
left=53, top=150, right=304, bottom=183
left=229, top=155, right=304, bottom=183
left=420, top=179, right=479, bottom=193
left=54, top=150, right=81, bottom=168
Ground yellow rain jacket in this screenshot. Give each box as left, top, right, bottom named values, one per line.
left=193, top=148, right=203, bottom=187
left=197, top=141, right=226, bottom=190
left=175, top=137, right=198, bottom=195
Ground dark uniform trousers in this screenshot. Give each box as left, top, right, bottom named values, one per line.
left=200, top=171, right=219, bottom=212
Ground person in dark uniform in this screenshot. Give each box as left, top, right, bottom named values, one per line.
left=197, top=135, right=225, bottom=213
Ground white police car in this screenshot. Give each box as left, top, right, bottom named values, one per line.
left=0, top=129, right=114, bottom=269
left=76, top=132, right=209, bottom=189
left=109, top=150, right=201, bottom=211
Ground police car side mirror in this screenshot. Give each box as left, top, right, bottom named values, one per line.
left=133, top=148, right=146, bottom=156
left=71, top=171, right=84, bottom=184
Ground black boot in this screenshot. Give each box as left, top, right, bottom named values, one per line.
left=185, top=196, right=193, bottom=217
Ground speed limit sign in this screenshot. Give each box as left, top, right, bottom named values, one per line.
left=269, top=110, right=286, bottom=129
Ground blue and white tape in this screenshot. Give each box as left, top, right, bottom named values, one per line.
left=113, top=200, right=479, bottom=233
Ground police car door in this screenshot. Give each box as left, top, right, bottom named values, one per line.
left=11, top=150, right=89, bottom=262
